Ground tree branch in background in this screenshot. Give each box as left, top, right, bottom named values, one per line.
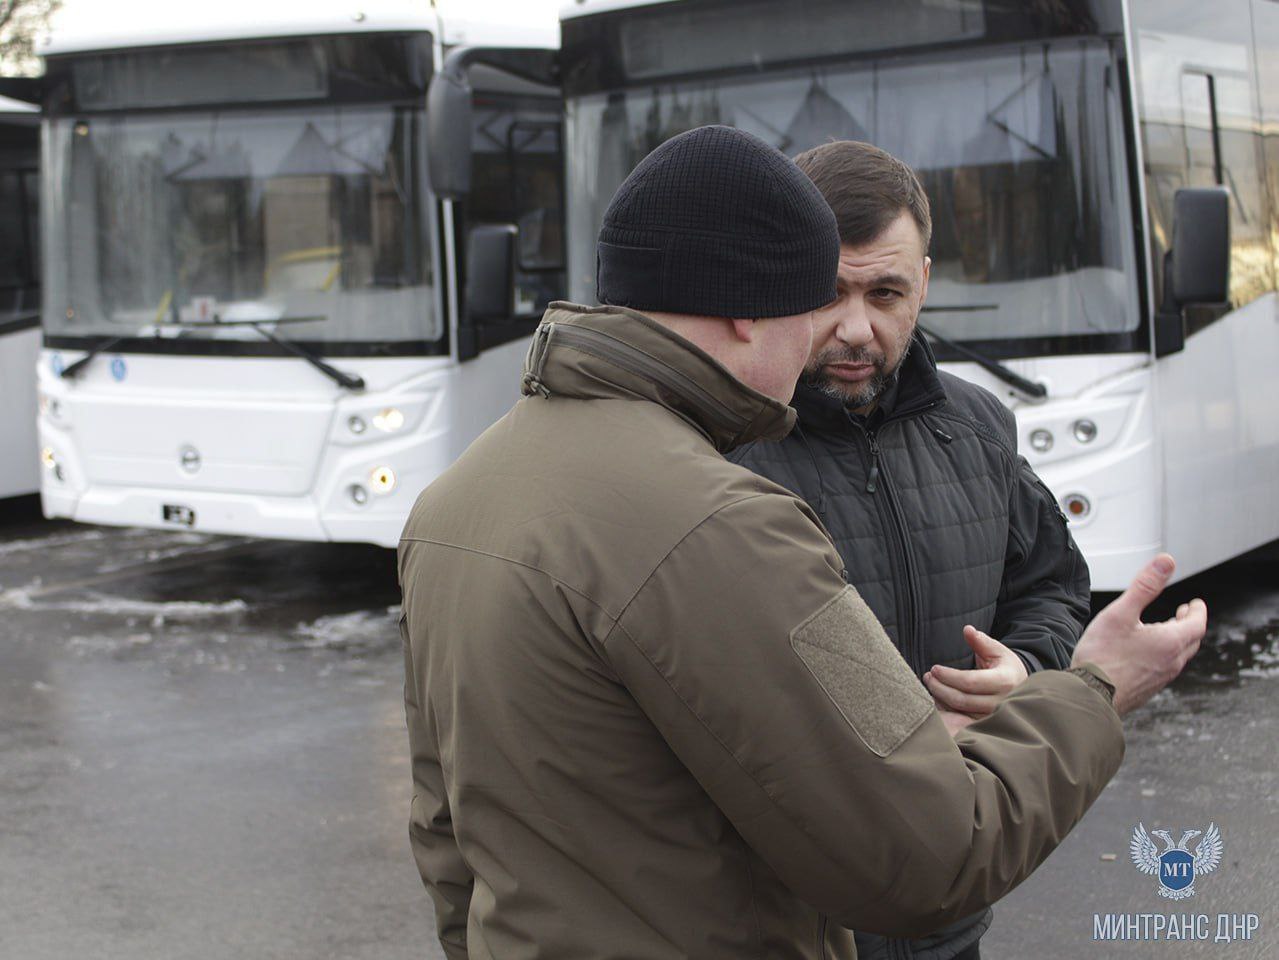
left=0, top=0, right=61, bottom=78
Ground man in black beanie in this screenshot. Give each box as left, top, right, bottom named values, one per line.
left=399, top=125, right=1202, bottom=960
left=729, top=139, right=1098, bottom=960
left=596, top=124, right=838, bottom=319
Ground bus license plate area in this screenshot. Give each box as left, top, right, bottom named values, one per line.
left=162, top=504, right=196, bottom=527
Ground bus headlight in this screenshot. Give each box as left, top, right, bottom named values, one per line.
left=347, top=415, right=367, bottom=435
left=38, top=392, right=63, bottom=421
left=41, top=447, right=65, bottom=483
left=369, top=465, right=396, bottom=495
left=1072, top=419, right=1098, bottom=444
left=1029, top=428, right=1054, bottom=453
left=1062, top=493, right=1091, bottom=520
left=348, top=484, right=369, bottom=506
left=372, top=407, right=404, bottom=433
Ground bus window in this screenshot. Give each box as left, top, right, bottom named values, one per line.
left=1172, top=68, right=1269, bottom=328
left=508, top=121, right=564, bottom=275
left=469, top=96, right=565, bottom=317
left=1179, top=74, right=1219, bottom=187
left=1136, top=0, right=1273, bottom=324
left=1214, top=72, right=1273, bottom=310
left=0, top=167, right=38, bottom=317
left=1254, top=0, right=1279, bottom=291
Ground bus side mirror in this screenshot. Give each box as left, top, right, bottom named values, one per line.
left=427, top=58, right=473, bottom=200
left=459, top=224, right=517, bottom=361
left=1155, top=187, right=1230, bottom=357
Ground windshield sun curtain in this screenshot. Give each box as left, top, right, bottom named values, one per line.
left=564, top=2, right=1141, bottom=351
left=41, top=34, right=441, bottom=356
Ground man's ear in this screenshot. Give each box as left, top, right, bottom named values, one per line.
left=919, top=256, right=931, bottom=308
left=730, top=317, right=756, bottom=343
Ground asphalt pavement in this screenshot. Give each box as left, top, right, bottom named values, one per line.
left=0, top=496, right=1274, bottom=958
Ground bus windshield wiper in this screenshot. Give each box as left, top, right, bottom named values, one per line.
left=917, top=316, right=1047, bottom=400
left=246, top=321, right=365, bottom=391
left=158, top=317, right=365, bottom=391
left=60, top=334, right=130, bottom=379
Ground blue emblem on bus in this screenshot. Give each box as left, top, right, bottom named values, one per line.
left=1131, top=822, right=1223, bottom=900
left=110, top=356, right=127, bottom=381
left=50, top=353, right=64, bottom=376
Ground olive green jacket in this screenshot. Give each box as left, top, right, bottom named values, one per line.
left=399, top=302, right=1124, bottom=960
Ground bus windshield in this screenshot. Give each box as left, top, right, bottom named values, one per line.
left=565, top=37, right=1139, bottom=347
left=43, top=104, right=436, bottom=350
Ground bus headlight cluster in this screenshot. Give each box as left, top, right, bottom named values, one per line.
left=41, top=446, right=66, bottom=483
left=1031, top=421, right=1101, bottom=455
left=348, top=408, right=405, bottom=436
left=1029, top=428, right=1054, bottom=453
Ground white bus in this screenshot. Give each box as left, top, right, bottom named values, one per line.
left=36, top=0, right=566, bottom=546
left=0, top=91, right=40, bottom=500
left=557, top=0, right=1279, bottom=590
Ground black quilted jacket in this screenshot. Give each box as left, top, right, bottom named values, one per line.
left=730, top=332, right=1090, bottom=960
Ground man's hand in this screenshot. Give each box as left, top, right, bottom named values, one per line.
left=1071, top=553, right=1206, bottom=716
left=924, top=626, right=1029, bottom=717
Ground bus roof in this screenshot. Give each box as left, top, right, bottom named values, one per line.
left=43, top=0, right=559, bottom=58
left=560, top=0, right=680, bottom=20
left=436, top=0, right=561, bottom=48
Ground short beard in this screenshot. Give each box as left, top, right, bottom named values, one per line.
left=801, top=335, right=913, bottom=409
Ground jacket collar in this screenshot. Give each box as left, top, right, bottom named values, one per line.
left=791, top=329, right=947, bottom=434
left=522, top=302, right=797, bottom=454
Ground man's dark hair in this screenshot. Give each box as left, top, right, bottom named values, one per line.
left=793, top=141, right=932, bottom=253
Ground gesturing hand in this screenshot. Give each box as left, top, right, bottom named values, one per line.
left=924, top=626, right=1029, bottom=718
left=1071, top=553, right=1206, bottom=716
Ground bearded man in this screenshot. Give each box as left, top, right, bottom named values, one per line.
left=730, top=139, right=1090, bottom=960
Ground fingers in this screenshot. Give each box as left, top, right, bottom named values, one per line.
left=1159, top=597, right=1206, bottom=641
left=1144, top=597, right=1207, bottom=677
left=1109, top=553, right=1176, bottom=620
left=927, top=663, right=1008, bottom=695
left=962, top=624, right=1005, bottom=659
left=1172, top=598, right=1208, bottom=658
left=925, top=672, right=1000, bottom=714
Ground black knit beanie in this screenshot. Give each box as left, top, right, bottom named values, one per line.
left=596, top=125, right=839, bottom=319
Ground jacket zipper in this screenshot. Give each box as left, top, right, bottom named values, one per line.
left=865, top=433, right=880, bottom=494
left=863, top=402, right=939, bottom=960
left=547, top=323, right=754, bottom=438
left=857, top=422, right=924, bottom=676
left=834, top=396, right=941, bottom=960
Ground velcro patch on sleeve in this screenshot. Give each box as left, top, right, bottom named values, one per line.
left=791, top=586, right=934, bottom=758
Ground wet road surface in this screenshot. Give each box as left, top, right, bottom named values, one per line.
left=0, top=497, right=1274, bottom=958
left=0, top=498, right=441, bottom=960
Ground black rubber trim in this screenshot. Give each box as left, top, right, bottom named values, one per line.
left=0, top=314, right=40, bottom=337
